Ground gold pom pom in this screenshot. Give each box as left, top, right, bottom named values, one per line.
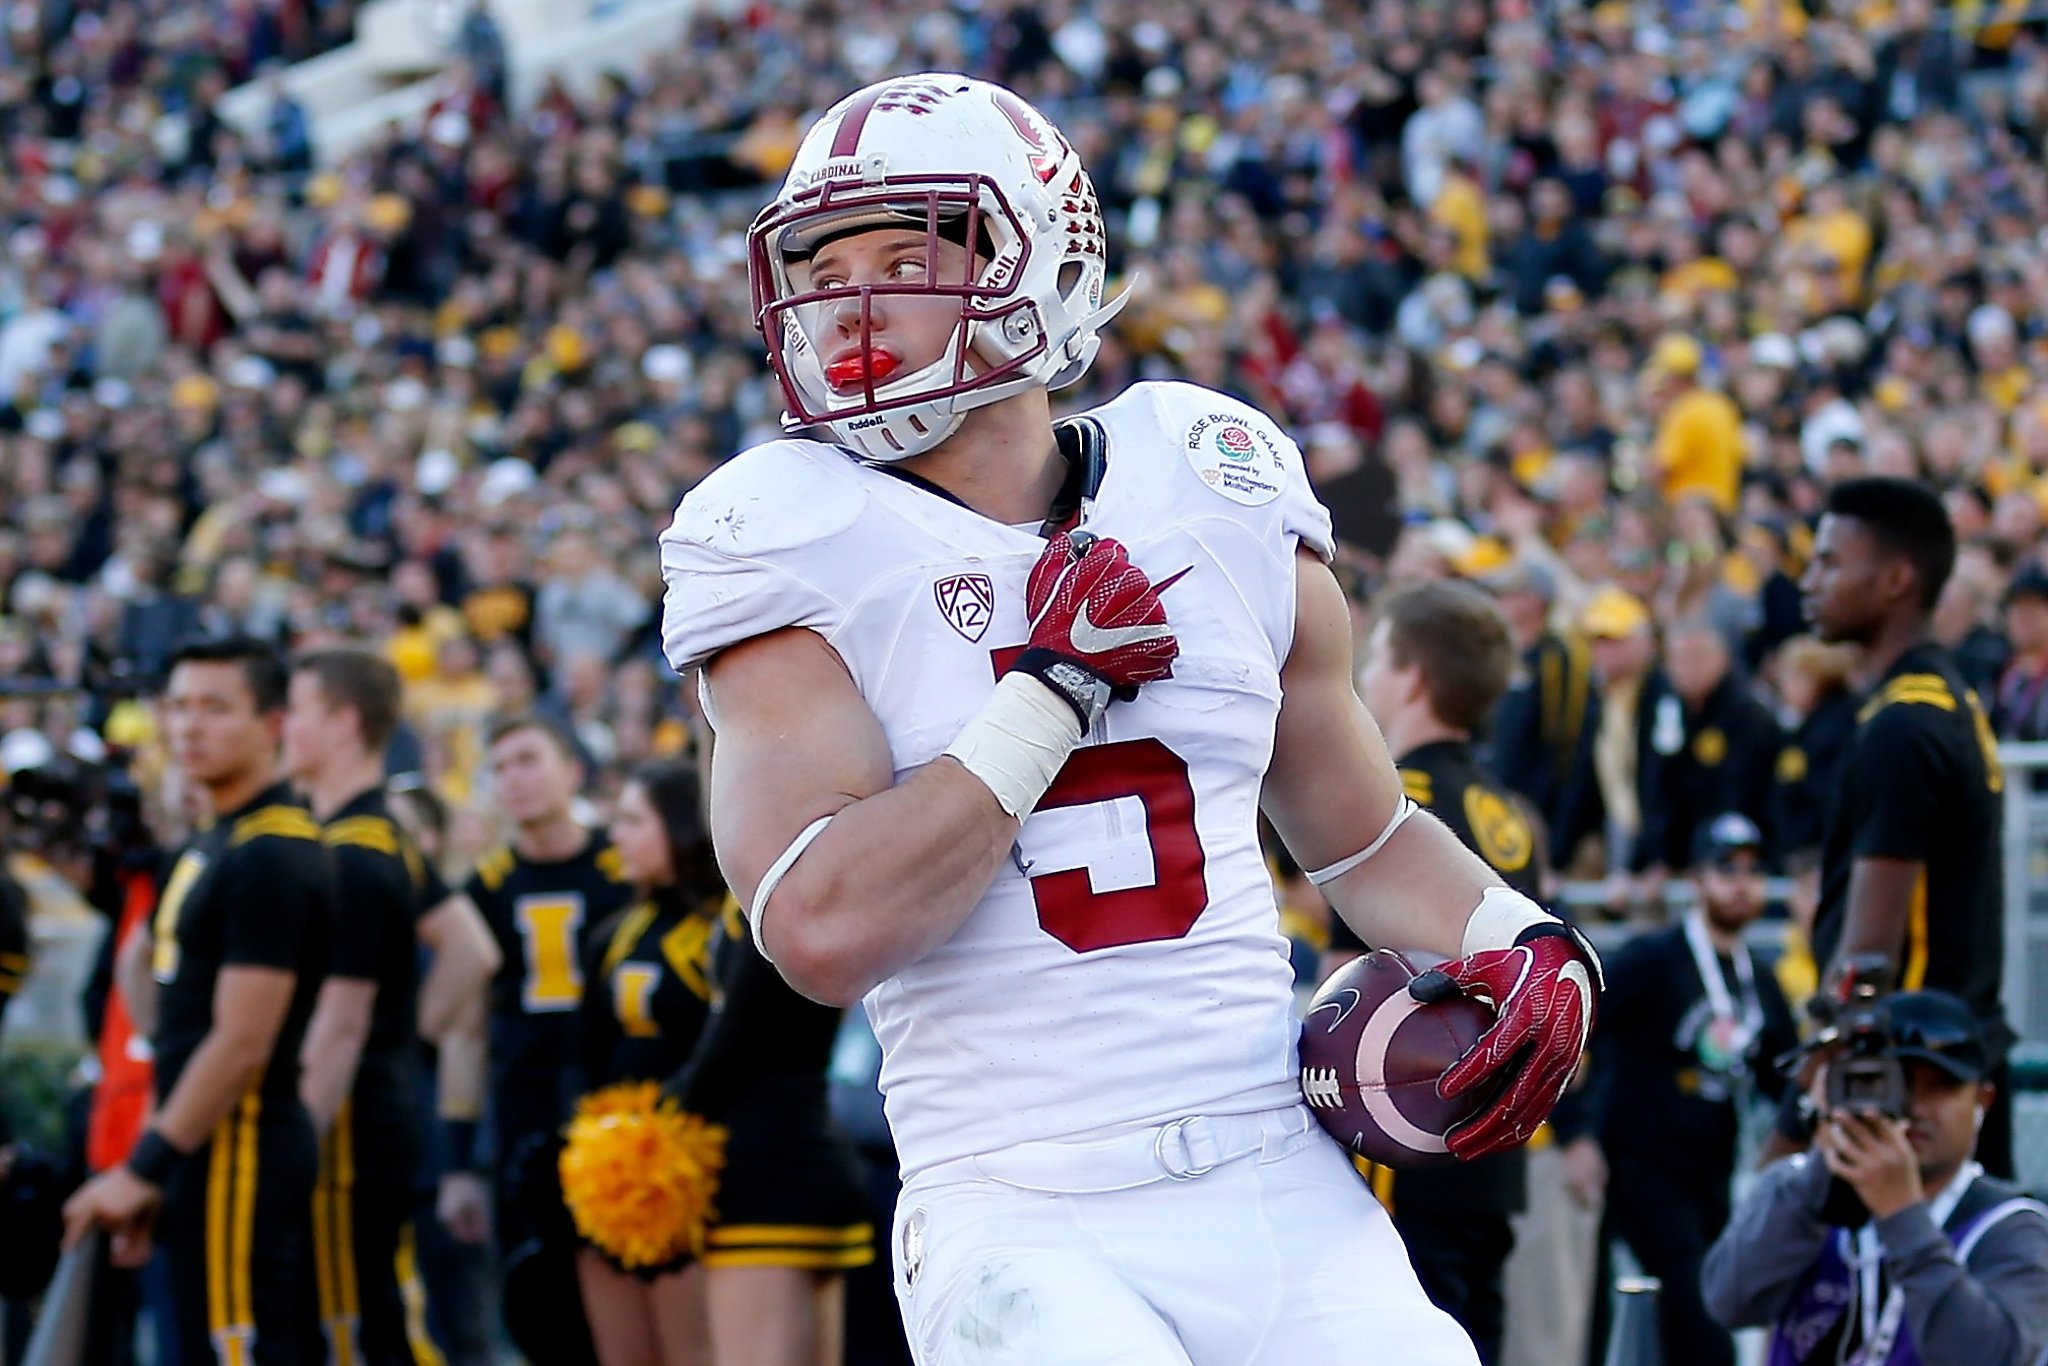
left=559, top=1082, right=727, bottom=1272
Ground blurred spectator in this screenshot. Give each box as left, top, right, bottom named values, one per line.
left=1643, top=335, right=1744, bottom=516
left=1486, top=559, right=1603, bottom=876
left=1580, top=587, right=1673, bottom=895
left=1994, top=563, right=2048, bottom=741
left=1938, top=539, right=2016, bottom=699
left=454, top=2, right=508, bottom=108
left=1645, top=619, right=1783, bottom=872
left=532, top=526, right=648, bottom=680
left=1771, top=635, right=1858, bottom=868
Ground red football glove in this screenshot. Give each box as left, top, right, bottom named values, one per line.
left=1432, top=926, right=1600, bottom=1160
left=1013, top=531, right=1186, bottom=728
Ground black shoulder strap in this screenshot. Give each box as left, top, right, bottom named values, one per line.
left=1041, top=416, right=1108, bottom=538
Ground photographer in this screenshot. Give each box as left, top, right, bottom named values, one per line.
left=1701, top=991, right=2048, bottom=1365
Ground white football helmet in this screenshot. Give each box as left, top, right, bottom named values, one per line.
left=747, top=74, right=1120, bottom=462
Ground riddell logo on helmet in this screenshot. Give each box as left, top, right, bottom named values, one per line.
left=845, top=415, right=889, bottom=431
left=1215, top=425, right=1257, bottom=461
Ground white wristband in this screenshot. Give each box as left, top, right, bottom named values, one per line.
left=1461, top=885, right=1559, bottom=957
left=942, top=672, right=1085, bottom=819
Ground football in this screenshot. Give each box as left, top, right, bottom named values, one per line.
left=1298, top=948, right=1497, bottom=1168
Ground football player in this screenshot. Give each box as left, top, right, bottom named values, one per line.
left=659, top=75, right=1600, bottom=1365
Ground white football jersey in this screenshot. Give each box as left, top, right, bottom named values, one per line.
left=660, top=381, right=1336, bottom=1179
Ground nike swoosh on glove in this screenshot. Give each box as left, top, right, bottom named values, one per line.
left=1431, top=925, right=1600, bottom=1160
left=1013, top=530, right=1186, bottom=728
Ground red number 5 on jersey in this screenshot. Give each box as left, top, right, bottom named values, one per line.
left=993, top=647, right=1208, bottom=952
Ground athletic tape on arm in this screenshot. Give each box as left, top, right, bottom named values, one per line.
left=1306, top=795, right=1419, bottom=886
left=746, top=816, right=833, bottom=965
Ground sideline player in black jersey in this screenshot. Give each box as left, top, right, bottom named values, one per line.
left=452, top=714, right=632, bottom=1357
left=1796, top=477, right=2011, bottom=1175
left=66, top=636, right=334, bottom=1365
left=285, top=648, right=502, bottom=1366
left=1331, top=581, right=1546, bottom=1365
left=569, top=758, right=872, bottom=1366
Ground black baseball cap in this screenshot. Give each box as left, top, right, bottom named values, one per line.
left=1886, top=991, right=1993, bottom=1082
left=2004, top=563, right=2048, bottom=607
left=1694, top=811, right=1765, bottom=867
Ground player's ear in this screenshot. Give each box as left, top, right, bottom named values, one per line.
left=1401, top=660, right=1430, bottom=709
left=1879, top=554, right=1919, bottom=609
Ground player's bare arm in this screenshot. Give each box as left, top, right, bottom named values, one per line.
left=1262, top=549, right=1500, bottom=957
left=434, top=993, right=491, bottom=1245
left=1269, top=549, right=1602, bottom=1159
left=300, top=976, right=376, bottom=1133
left=1836, top=856, right=1920, bottom=979
left=416, top=891, right=502, bottom=1041
left=705, top=626, right=1018, bottom=1005
left=64, top=963, right=299, bottom=1258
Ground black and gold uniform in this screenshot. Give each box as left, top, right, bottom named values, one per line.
left=312, top=788, right=450, bottom=1366
left=567, top=887, right=717, bottom=1112
left=462, top=835, right=632, bottom=1246
left=1330, top=742, right=1540, bottom=1365
left=575, top=892, right=874, bottom=1273
left=150, top=783, right=332, bottom=1366
left=1813, top=642, right=2010, bottom=1168
left=675, top=906, right=874, bottom=1272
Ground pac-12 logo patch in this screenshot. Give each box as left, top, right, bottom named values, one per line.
left=1215, top=423, right=1257, bottom=461
left=934, top=573, right=995, bottom=642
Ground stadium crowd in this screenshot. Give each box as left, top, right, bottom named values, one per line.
left=3, top=0, right=2048, bottom=1361
left=0, top=0, right=2039, bottom=877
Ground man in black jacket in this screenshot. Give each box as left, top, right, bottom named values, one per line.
left=1645, top=621, right=1784, bottom=872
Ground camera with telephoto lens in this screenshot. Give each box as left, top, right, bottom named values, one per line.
left=1803, top=952, right=1908, bottom=1120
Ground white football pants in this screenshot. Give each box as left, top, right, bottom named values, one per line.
left=889, top=1104, right=1480, bottom=1365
